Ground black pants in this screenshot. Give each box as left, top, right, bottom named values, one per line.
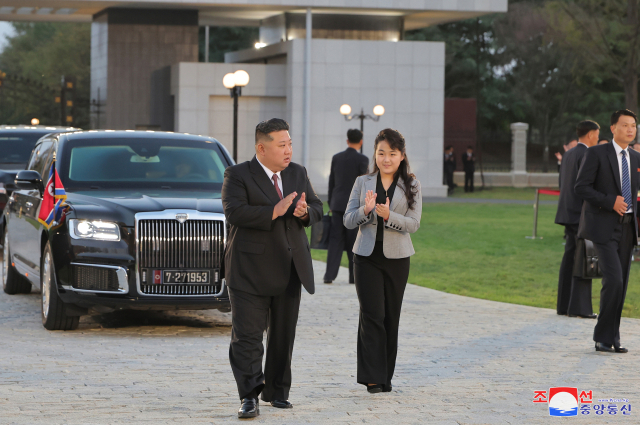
left=464, top=171, right=474, bottom=192
left=593, top=221, right=634, bottom=348
left=445, top=170, right=455, bottom=193
left=228, top=263, right=301, bottom=401
left=557, top=224, right=593, bottom=316
left=354, top=242, right=410, bottom=388
left=324, top=211, right=357, bottom=283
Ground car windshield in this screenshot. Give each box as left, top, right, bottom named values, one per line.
left=59, top=138, right=230, bottom=192
left=0, top=133, right=46, bottom=164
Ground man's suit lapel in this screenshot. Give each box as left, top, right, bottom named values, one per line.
left=249, top=156, right=281, bottom=205
left=607, top=143, right=622, bottom=195
left=281, top=165, right=294, bottom=199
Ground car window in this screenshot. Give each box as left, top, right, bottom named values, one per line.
left=29, top=140, right=54, bottom=176
left=0, top=133, right=46, bottom=164
left=59, top=138, right=230, bottom=191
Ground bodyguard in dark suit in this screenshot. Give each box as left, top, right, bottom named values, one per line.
left=222, top=118, right=323, bottom=417
left=324, top=129, right=369, bottom=284
left=461, top=146, right=476, bottom=192
left=555, top=121, right=600, bottom=319
left=443, top=146, right=456, bottom=195
left=575, top=109, right=639, bottom=354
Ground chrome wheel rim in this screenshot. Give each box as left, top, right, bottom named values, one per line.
left=2, top=232, right=8, bottom=288
left=42, top=251, right=51, bottom=319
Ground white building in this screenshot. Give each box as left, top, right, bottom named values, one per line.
left=0, top=1, right=508, bottom=197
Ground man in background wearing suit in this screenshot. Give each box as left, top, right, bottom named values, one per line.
left=461, top=146, right=476, bottom=193
left=222, top=118, right=323, bottom=417
left=555, top=120, right=600, bottom=319
left=575, top=109, right=639, bottom=354
left=443, top=146, right=456, bottom=195
left=324, top=129, right=369, bottom=284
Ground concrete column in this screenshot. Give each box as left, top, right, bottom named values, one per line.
left=510, top=122, right=529, bottom=187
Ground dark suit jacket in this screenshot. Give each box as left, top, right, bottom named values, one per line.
left=461, top=153, right=475, bottom=173
left=555, top=143, right=587, bottom=226
left=222, top=157, right=323, bottom=296
left=575, top=142, right=640, bottom=244
left=328, top=147, right=369, bottom=212
left=444, top=153, right=456, bottom=173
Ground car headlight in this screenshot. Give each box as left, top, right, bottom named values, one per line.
left=69, top=219, right=121, bottom=241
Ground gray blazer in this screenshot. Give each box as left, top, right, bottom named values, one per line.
left=343, top=173, right=422, bottom=258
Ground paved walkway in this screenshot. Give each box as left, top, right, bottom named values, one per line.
left=1, top=260, right=638, bottom=424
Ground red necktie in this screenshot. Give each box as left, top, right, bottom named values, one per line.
left=272, top=174, right=283, bottom=200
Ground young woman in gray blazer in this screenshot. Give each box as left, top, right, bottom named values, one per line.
left=343, top=128, right=422, bottom=394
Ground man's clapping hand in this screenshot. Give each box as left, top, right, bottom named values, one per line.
left=614, top=195, right=628, bottom=216
left=293, top=192, right=309, bottom=218
left=272, top=191, right=297, bottom=220
left=364, top=190, right=376, bottom=215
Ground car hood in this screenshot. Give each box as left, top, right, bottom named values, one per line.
left=65, top=190, right=224, bottom=227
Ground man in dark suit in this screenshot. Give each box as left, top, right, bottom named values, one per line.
left=222, top=118, right=323, bottom=417
left=575, top=109, right=639, bottom=354
left=324, top=129, right=369, bottom=284
left=461, top=146, right=475, bottom=192
left=443, top=146, right=456, bottom=195
left=555, top=120, right=600, bottom=319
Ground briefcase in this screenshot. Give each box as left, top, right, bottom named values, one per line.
left=573, top=239, right=603, bottom=279
left=310, top=213, right=331, bottom=250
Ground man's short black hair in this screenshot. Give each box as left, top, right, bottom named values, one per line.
left=445, top=145, right=453, bottom=150
left=598, top=137, right=610, bottom=143
left=576, top=120, right=600, bottom=138
left=347, top=129, right=363, bottom=144
left=467, top=146, right=474, bottom=150
left=255, top=118, right=290, bottom=144
left=610, top=109, right=638, bottom=126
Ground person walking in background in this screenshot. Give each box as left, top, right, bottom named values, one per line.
left=555, top=120, right=600, bottom=319
left=598, top=137, right=610, bottom=145
left=632, top=143, right=640, bottom=153
left=461, top=146, right=476, bottom=192
left=555, top=139, right=579, bottom=171
left=443, top=146, right=456, bottom=195
left=324, top=129, right=369, bottom=284
left=222, top=118, right=323, bottom=418
left=575, top=109, right=639, bottom=354
left=344, top=128, right=422, bottom=394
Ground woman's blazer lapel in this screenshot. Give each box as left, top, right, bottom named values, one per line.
left=390, top=176, right=407, bottom=212
left=364, top=173, right=376, bottom=196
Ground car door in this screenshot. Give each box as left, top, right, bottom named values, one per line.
left=9, top=139, right=53, bottom=284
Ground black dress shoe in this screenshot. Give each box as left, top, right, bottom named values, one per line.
left=367, top=384, right=383, bottom=394
left=615, top=347, right=629, bottom=353
left=238, top=398, right=259, bottom=418
left=568, top=313, right=597, bottom=319
left=382, top=384, right=392, bottom=393
left=324, top=279, right=332, bottom=284
left=270, top=400, right=293, bottom=409
left=595, top=342, right=615, bottom=353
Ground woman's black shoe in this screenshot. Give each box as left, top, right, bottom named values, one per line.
left=382, top=384, right=392, bottom=392
left=367, top=384, right=383, bottom=393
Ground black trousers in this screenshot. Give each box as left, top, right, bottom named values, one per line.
left=324, top=211, right=357, bottom=283
left=593, top=221, right=634, bottom=348
left=228, top=263, right=301, bottom=401
left=445, top=169, right=455, bottom=192
left=354, top=242, right=410, bottom=388
left=557, top=224, right=593, bottom=316
left=464, top=171, right=474, bottom=192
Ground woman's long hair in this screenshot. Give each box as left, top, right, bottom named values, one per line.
left=370, top=128, right=418, bottom=210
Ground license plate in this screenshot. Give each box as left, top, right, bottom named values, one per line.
left=162, top=270, right=210, bottom=284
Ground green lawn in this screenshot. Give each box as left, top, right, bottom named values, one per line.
left=310, top=196, right=640, bottom=319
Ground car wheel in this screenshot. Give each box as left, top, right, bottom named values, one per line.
left=2, top=229, right=32, bottom=295
left=41, top=242, right=79, bottom=331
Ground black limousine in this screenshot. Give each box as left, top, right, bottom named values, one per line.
left=2, top=130, right=232, bottom=330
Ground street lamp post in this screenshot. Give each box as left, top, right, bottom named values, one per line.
left=223, top=70, right=250, bottom=163
left=340, top=104, right=385, bottom=152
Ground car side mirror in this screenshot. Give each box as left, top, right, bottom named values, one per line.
left=15, top=170, right=44, bottom=193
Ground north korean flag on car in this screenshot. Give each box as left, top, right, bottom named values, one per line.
left=37, top=158, right=67, bottom=229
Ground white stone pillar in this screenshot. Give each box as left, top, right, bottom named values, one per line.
left=510, top=122, right=529, bottom=187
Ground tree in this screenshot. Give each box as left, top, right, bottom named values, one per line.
left=200, top=27, right=259, bottom=62
left=0, top=22, right=90, bottom=127
left=545, top=0, right=640, bottom=113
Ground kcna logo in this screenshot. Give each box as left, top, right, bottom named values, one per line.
left=533, top=387, right=583, bottom=417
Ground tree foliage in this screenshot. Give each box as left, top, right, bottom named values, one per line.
left=0, top=22, right=90, bottom=128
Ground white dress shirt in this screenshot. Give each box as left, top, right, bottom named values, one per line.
left=256, top=156, right=283, bottom=195
left=612, top=139, right=633, bottom=213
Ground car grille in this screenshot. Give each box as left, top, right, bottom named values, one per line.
left=137, top=219, right=224, bottom=296
left=73, top=265, right=120, bottom=292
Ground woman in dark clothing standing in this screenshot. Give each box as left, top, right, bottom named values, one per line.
left=343, top=129, right=422, bottom=393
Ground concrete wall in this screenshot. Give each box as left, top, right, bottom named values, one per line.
left=172, top=39, right=447, bottom=196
